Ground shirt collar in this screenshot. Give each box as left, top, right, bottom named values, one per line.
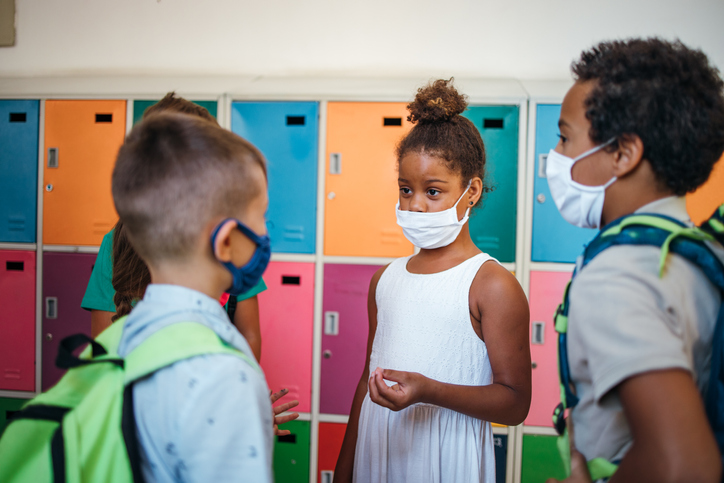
left=635, top=196, right=691, bottom=223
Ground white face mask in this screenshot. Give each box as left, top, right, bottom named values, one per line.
left=395, top=182, right=471, bottom=249
left=546, top=139, right=616, bottom=229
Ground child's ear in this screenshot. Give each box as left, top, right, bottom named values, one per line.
left=468, top=177, right=484, bottom=207
left=613, top=134, right=645, bottom=178
left=212, top=220, right=237, bottom=263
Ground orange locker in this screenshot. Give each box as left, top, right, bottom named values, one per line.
left=687, top=154, right=724, bottom=225
left=324, top=103, right=414, bottom=257
left=43, top=100, right=126, bottom=245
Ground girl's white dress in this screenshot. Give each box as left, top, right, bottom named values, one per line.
left=353, top=253, right=497, bottom=483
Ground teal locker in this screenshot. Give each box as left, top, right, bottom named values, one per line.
left=132, top=99, right=218, bottom=125
left=463, top=106, right=519, bottom=263
left=274, top=420, right=310, bottom=483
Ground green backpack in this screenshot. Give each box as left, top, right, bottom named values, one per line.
left=0, top=318, right=258, bottom=482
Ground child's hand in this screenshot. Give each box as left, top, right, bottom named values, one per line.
left=545, top=417, right=592, bottom=483
left=368, top=367, right=428, bottom=411
left=270, top=388, right=300, bottom=436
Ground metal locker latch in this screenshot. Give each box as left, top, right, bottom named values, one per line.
left=532, top=321, right=545, bottom=345
left=321, top=471, right=334, bottom=483
left=323, top=350, right=332, bottom=359
left=329, top=153, right=342, bottom=174
left=538, top=153, right=548, bottom=178
left=536, top=193, right=546, bottom=204
left=45, top=184, right=53, bottom=192
left=324, top=311, right=339, bottom=336
left=45, top=297, right=58, bottom=319
left=46, top=333, right=53, bottom=341
left=48, top=148, right=59, bottom=168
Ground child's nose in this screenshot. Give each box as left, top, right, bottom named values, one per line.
left=409, top=195, right=427, bottom=213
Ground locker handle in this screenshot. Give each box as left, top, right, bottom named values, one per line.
left=286, top=115, right=305, bottom=126
left=321, top=471, right=334, bottom=483
left=483, top=118, right=504, bottom=129
left=46, top=297, right=58, bottom=319
left=324, top=312, right=339, bottom=336
left=9, top=112, right=26, bottom=123
left=5, top=261, right=24, bottom=271
left=532, top=321, right=545, bottom=345
left=538, top=154, right=548, bottom=178
left=281, top=275, right=300, bottom=285
left=383, top=117, right=402, bottom=126
left=277, top=434, right=296, bottom=443
left=329, top=153, right=342, bottom=175
left=48, top=148, right=59, bottom=168
left=95, top=113, right=113, bottom=123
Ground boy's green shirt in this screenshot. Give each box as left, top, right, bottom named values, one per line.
left=81, top=228, right=266, bottom=313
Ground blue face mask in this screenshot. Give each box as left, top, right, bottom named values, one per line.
left=210, top=218, right=271, bottom=296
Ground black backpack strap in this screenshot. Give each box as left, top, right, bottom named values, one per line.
left=122, top=384, right=145, bottom=483
left=226, top=295, right=238, bottom=323
left=55, top=333, right=124, bottom=370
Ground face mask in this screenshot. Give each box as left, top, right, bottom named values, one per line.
left=395, top=182, right=471, bottom=249
left=546, top=139, right=616, bottom=229
left=210, top=218, right=271, bottom=296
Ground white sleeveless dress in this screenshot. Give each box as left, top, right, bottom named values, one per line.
left=353, top=253, right=497, bottom=483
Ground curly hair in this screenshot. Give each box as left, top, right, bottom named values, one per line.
left=396, top=79, right=492, bottom=201
left=572, top=38, right=724, bottom=195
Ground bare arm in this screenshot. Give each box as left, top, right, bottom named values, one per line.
left=333, top=265, right=386, bottom=483
left=233, top=296, right=262, bottom=362
left=368, top=262, right=531, bottom=425
left=90, top=310, right=114, bottom=338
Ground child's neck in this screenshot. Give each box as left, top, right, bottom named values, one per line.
left=601, top=170, right=675, bottom=226
left=149, top=260, right=228, bottom=301
left=410, top=225, right=481, bottom=273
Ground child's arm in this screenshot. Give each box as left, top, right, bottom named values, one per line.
left=90, top=310, right=114, bottom=338
left=334, top=266, right=386, bottom=483
left=369, top=262, right=531, bottom=425
left=234, top=295, right=262, bottom=361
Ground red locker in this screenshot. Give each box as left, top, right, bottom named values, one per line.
left=318, top=422, right=346, bottom=483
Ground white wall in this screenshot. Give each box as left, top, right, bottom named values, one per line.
left=0, top=0, right=722, bottom=81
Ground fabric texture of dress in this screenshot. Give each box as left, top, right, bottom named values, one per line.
left=353, top=252, right=497, bottom=483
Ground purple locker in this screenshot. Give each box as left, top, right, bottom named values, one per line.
left=42, top=252, right=95, bottom=391
left=0, top=250, right=36, bottom=391
left=320, top=264, right=381, bottom=415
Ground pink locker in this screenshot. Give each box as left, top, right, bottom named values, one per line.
left=257, top=262, right=315, bottom=413
left=320, top=264, right=381, bottom=415
left=526, top=270, right=572, bottom=427
left=0, top=251, right=36, bottom=391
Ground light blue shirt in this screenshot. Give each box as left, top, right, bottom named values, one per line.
left=118, top=284, right=273, bottom=483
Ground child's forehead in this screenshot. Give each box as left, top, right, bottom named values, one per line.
left=398, top=151, right=462, bottom=182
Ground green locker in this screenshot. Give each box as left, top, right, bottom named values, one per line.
left=274, top=420, right=310, bottom=483
left=132, top=99, right=218, bottom=125
left=463, top=105, right=519, bottom=263
left=0, top=397, right=25, bottom=432
left=521, top=434, right=567, bottom=483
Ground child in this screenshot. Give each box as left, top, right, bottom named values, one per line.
left=335, top=79, right=531, bottom=483
left=82, top=92, right=266, bottom=361
left=545, top=39, right=724, bottom=482
left=111, top=112, right=287, bottom=481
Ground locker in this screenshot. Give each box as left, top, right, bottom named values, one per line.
left=531, top=104, right=596, bottom=263
left=320, top=264, right=381, bottom=415
left=0, top=100, right=39, bottom=243
left=493, top=433, right=508, bottom=483
left=521, top=434, right=566, bottom=483
left=258, top=262, right=315, bottom=413
left=274, top=420, right=310, bottom=483
left=463, top=105, right=519, bottom=263
left=231, top=102, right=319, bottom=254
left=43, top=100, right=126, bottom=246
left=0, top=397, right=25, bottom=432
left=324, top=102, right=414, bottom=257
left=42, top=252, right=95, bottom=391
left=318, top=422, right=346, bottom=483
left=526, top=271, right=572, bottom=427
left=0, top=250, right=36, bottom=391
left=687, top=153, right=724, bottom=225
left=132, top=99, right=218, bottom=125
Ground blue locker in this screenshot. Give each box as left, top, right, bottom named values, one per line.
left=532, top=104, right=596, bottom=263
left=0, top=100, right=39, bottom=243
left=231, top=102, right=318, bottom=254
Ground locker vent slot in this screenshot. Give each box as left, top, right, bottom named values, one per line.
left=321, top=471, right=334, bottom=483
left=383, top=117, right=402, bottom=126
left=46, top=297, right=58, bottom=319
left=95, top=113, right=113, bottom=123
left=483, top=118, right=504, bottom=129
left=286, top=115, right=305, bottom=126
left=538, top=154, right=548, bottom=178
left=9, top=112, right=26, bottom=122
left=47, top=147, right=59, bottom=168
left=329, top=153, right=342, bottom=175
left=277, top=434, right=296, bottom=443
left=532, top=321, right=545, bottom=345
left=6, top=261, right=24, bottom=271
left=282, top=275, right=301, bottom=285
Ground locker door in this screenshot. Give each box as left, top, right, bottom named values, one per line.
left=318, top=422, right=346, bottom=483
left=320, top=264, right=381, bottom=415
left=0, top=100, right=39, bottom=243
left=258, top=262, right=314, bottom=413
left=493, top=433, right=508, bottom=483
left=274, top=420, right=310, bottom=483
left=463, top=105, right=519, bottom=263
left=521, top=434, right=566, bottom=483
left=325, top=103, right=414, bottom=257
left=132, top=99, right=218, bottom=125
left=43, top=100, right=126, bottom=246
left=0, top=251, right=36, bottom=391
left=687, top=153, right=724, bottom=224
left=0, top=397, right=25, bottom=432
left=231, top=102, right=319, bottom=254
left=42, top=252, right=95, bottom=390
left=532, top=104, right=596, bottom=262
left=526, top=271, right=572, bottom=427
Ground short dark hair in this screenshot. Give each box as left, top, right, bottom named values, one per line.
left=396, top=79, right=492, bottom=203
left=572, top=38, right=724, bottom=195
left=143, top=92, right=218, bottom=125
left=112, top=112, right=266, bottom=264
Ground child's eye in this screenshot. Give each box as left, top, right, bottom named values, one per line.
left=400, top=187, right=412, bottom=195
left=557, top=133, right=568, bottom=143
left=427, top=189, right=440, bottom=196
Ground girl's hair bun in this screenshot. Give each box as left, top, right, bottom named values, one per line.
left=407, top=78, right=468, bottom=124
